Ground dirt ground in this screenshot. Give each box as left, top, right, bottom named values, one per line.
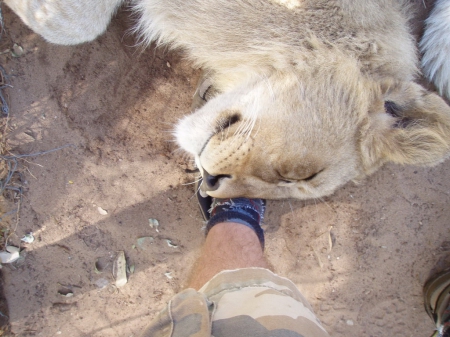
left=0, top=2, right=449, bottom=336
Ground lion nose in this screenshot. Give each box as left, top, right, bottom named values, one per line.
left=203, top=170, right=231, bottom=191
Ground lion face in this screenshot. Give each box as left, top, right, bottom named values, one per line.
left=176, top=64, right=450, bottom=200
left=192, top=114, right=363, bottom=199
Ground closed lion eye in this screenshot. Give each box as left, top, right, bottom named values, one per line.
left=303, top=169, right=324, bottom=182
left=303, top=172, right=319, bottom=181
left=277, top=169, right=323, bottom=184
left=280, top=179, right=295, bottom=184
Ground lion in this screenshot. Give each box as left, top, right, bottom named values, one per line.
left=5, top=0, right=450, bottom=199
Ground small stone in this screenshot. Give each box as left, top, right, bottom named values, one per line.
left=0, top=246, right=20, bottom=264
left=137, top=237, right=154, bottom=250
left=149, top=218, right=160, bottom=232
left=166, top=240, right=178, bottom=248
left=97, top=207, right=108, bottom=215
left=346, top=320, right=354, bottom=326
left=114, top=251, right=127, bottom=288
left=95, top=278, right=109, bottom=289
left=21, top=233, right=35, bottom=243
left=11, top=44, right=24, bottom=57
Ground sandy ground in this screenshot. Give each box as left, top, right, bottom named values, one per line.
left=0, top=2, right=449, bottom=336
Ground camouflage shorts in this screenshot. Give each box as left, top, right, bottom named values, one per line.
left=141, top=268, right=330, bottom=337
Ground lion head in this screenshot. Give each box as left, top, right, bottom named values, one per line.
left=175, top=55, right=450, bottom=200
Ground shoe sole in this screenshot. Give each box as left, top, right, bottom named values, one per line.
left=195, top=178, right=212, bottom=221
left=424, top=269, right=450, bottom=327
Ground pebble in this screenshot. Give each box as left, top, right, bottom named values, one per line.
left=97, top=207, right=108, bottom=215
left=95, top=278, right=109, bottom=289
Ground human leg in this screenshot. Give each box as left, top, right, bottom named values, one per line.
left=188, top=196, right=268, bottom=289
left=188, top=221, right=269, bottom=290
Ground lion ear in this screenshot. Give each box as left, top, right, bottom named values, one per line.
left=361, top=81, right=450, bottom=174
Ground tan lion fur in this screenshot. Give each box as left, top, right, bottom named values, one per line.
left=6, top=0, right=450, bottom=199
left=4, top=0, right=123, bottom=45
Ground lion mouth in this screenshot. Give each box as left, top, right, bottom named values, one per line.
left=195, top=157, right=231, bottom=196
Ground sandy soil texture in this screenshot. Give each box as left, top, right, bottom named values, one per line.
left=0, top=2, right=449, bottom=336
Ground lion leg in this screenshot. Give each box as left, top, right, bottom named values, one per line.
left=4, top=0, right=125, bottom=45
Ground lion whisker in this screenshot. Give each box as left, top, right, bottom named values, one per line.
left=182, top=176, right=203, bottom=186
left=288, top=199, right=294, bottom=216
left=317, top=197, right=337, bottom=214
left=188, top=179, right=204, bottom=201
